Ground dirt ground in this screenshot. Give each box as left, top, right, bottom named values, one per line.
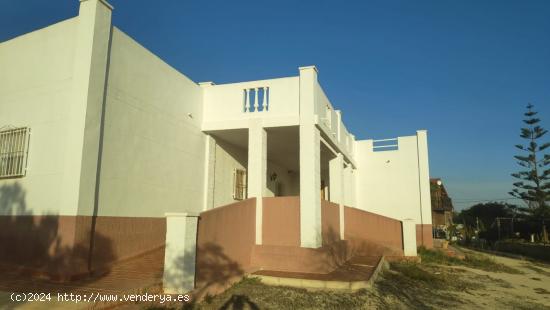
left=185, top=247, right=550, bottom=310
left=2, top=248, right=549, bottom=309
left=435, top=247, right=550, bottom=309
left=367, top=247, right=550, bottom=310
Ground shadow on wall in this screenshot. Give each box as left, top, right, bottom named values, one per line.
left=346, top=237, right=404, bottom=257
left=194, top=243, right=244, bottom=298
left=343, top=206, right=405, bottom=256
left=323, top=227, right=349, bottom=268
left=192, top=198, right=256, bottom=297
left=323, top=225, right=405, bottom=269
left=162, top=242, right=248, bottom=306
left=161, top=242, right=197, bottom=293
left=0, top=182, right=115, bottom=280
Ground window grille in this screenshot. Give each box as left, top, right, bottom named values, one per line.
left=233, top=168, right=247, bottom=200
left=0, top=126, right=30, bottom=178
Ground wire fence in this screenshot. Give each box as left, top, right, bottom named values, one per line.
left=483, top=217, right=549, bottom=243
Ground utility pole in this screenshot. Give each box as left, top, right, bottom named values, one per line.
left=497, top=217, right=501, bottom=240
left=543, top=219, right=549, bottom=243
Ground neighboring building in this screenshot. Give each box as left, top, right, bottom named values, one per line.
left=0, top=0, right=433, bottom=293
left=430, top=178, right=454, bottom=228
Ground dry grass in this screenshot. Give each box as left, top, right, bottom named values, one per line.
left=145, top=263, right=483, bottom=309
left=144, top=249, right=547, bottom=310
left=418, top=246, right=523, bottom=274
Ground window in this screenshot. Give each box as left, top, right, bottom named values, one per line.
left=0, top=126, right=30, bottom=178
left=233, top=168, right=247, bottom=200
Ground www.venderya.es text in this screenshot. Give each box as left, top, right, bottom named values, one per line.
left=10, top=292, right=190, bottom=304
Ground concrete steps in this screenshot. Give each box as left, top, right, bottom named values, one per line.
left=251, top=256, right=386, bottom=292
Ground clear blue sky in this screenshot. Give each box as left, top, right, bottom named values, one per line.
left=2, top=0, right=549, bottom=210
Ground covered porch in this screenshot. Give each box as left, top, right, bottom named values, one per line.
left=163, top=123, right=420, bottom=294
left=202, top=123, right=356, bottom=248
left=185, top=123, right=413, bottom=295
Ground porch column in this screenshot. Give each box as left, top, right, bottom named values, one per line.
left=299, top=65, right=322, bottom=248
left=248, top=122, right=267, bottom=245
left=329, top=153, right=345, bottom=240
left=299, top=125, right=322, bottom=248
left=163, top=213, right=199, bottom=293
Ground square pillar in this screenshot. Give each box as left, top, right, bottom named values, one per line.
left=248, top=122, right=267, bottom=245
left=163, top=213, right=199, bottom=294
left=402, top=218, right=418, bottom=256
left=202, top=134, right=216, bottom=211
left=329, top=153, right=345, bottom=240
left=416, top=130, right=432, bottom=227
left=416, top=130, right=433, bottom=248
left=63, top=0, right=113, bottom=216
left=299, top=124, right=322, bottom=248
left=299, top=65, right=322, bottom=248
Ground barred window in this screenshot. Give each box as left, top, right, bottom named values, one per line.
left=233, top=168, right=247, bottom=200
left=0, top=127, right=30, bottom=178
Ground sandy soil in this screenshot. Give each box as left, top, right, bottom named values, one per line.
left=2, top=248, right=549, bottom=309
left=447, top=248, right=550, bottom=309
left=109, top=249, right=550, bottom=309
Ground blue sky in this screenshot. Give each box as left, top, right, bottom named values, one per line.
left=1, top=0, right=549, bottom=210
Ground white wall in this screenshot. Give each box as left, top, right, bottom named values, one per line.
left=355, top=132, right=432, bottom=225
left=314, top=80, right=355, bottom=162
left=266, top=161, right=299, bottom=197
left=343, top=164, right=356, bottom=208
left=0, top=18, right=78, bottom=216
left=97, top=28, right=206, bottom=217
left=212, top=140, right=247, bottom=208
left=202, top=77, right=300, bottom=131
left=211, top=138, right=300, bottom=208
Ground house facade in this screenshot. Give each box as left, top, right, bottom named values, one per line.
left=0, top=0, right=432, bottom=293
left=431, top=178, right=454, bottom=231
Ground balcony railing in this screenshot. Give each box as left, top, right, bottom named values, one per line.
left=202, top=77, right=300, bottom=127
left=314, top=82, right=355, bottom=158
left=243, top=87, right=269, bottom=112
left=372, top=138, right=398, bottom=151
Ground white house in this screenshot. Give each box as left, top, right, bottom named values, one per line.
left=0, top=0, right=432, bottom=293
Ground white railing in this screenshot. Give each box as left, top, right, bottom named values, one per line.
left=320, top=105, right=332, bottom=128
left=313, top=82, right=357, bottom=157
left=243, top=87, right=269, bottom=112
left=201, top=77, right=300, bottom=127
left=372, top=138, right=398, bottom=151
